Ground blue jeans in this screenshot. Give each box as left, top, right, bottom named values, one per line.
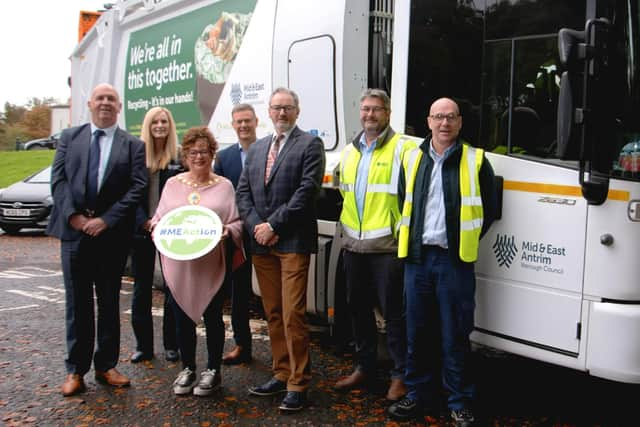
left=404, top=246, right=475, bottom=411
left=343, top=251, right=406, bottom=379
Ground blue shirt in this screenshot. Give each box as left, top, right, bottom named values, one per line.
left=90, top=123, right=118, bottom=191
left=238, top=143, right=248, bottom=168
left=354, top=133, right=379, bottom=221
left=422, top=140, right=454, bottom=247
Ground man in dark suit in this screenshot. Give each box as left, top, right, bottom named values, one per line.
left=47, top=83, right=147, bottom=397
left=237, top=87, right=325, bottom=412
left=214, top=103, right=258, bottom=365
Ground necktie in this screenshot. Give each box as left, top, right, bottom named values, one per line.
left=265, top=134, right=283, bottom=183
left=86, top=129, right=104, bottom=209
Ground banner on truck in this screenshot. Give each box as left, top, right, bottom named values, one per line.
left=124, top=0, right=256, bottom=138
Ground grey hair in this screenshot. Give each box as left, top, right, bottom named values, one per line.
left=270, top=87, right=300, bottom=108
left=360, top=88, right=390, bottom=111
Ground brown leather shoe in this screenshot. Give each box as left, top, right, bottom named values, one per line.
left=95, top=368, right=131, bottom=387
left=334, top=370, right=368, bottom=391
left=61, top=373, right=86, bottom=397
left=386, top=378, right=407, bottom=401
left=222, top=345, right=251, bottom=365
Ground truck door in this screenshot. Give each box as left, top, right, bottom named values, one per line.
left=474, top=2, right=590, bottom=356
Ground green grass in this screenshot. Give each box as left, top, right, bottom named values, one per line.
left=0, top=151, right=55, bottom=188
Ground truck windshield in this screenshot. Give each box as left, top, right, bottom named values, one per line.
left=404, top=0, right=640, bottom=182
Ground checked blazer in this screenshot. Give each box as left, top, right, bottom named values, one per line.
left=236, top=126, right=325, bottom=255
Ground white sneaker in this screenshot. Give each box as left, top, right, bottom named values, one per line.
left=193, top=369, right=221, bottom=396
left=173, top=368, right=197, bottom=395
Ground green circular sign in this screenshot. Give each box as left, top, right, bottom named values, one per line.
left=153, top=205, right=223, bottom=260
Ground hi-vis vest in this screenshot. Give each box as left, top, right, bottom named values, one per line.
left=398, top=144, right=485, bottom=262
left=339, top=134, right=414, bottom=242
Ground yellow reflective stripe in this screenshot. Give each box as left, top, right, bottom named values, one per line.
left=465, top=146, right=478, bottom=197
left=461, top=196, right=482, bottom=206
left=342, top=223, right=393, bottom=240
left=404, top=149, right=422, bottom=194
left=461, top=217, right=483, bottom=231
left=367, top=183, right=393, bottom=193
left=503, top=180, right=631, bottom=202
left=389, top=135, right=413, bottom=195
left=340, top=144, right=355, bottom=181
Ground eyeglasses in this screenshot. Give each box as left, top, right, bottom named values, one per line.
left=187, top=150, right=211, bottom=158
left=429, top=113, right=460, bottom=122
left=270, top=105, right=297, bottom=113
left=360, top=106, right=387, bottom=114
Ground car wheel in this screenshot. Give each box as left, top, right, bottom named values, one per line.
left=0, top=225, right=22, bottom=235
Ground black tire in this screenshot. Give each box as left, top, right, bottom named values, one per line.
left=0, top=225, right=22, bottom=235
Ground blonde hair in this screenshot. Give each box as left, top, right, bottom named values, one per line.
left=140, top=107, right=178, bottom=173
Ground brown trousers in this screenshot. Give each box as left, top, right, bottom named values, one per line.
left=253, top=251, right=311, bottom=392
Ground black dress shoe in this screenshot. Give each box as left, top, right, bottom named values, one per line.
left=248, top=378, right=287, bottom=396
left=165, top=349, right=180, bottom=362
left=130, top=351, right=153, bottom=363
left=388, top=397, right=423, bottom=421
left=279, top=391, right=306, bottom=412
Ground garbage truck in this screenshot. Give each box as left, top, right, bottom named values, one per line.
left=70, top=0, right=640, bottom=384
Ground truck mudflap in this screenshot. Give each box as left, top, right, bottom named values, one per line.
left=587, top=300, right=640, bottom=383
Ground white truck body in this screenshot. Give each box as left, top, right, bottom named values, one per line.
left=70, top=0, right=640, bottom=384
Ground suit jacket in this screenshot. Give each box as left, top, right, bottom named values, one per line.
left=214, top=143, right=244, bottom=189
left=47, top=123, right=148, bottom=241
left=236, top=126, right=325, bottom=255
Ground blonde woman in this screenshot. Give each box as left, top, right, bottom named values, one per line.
left=130, top=107, right=182, bottom=363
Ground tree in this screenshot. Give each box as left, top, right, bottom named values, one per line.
left=4, top=102, right=27, bottom=126
left=21, top=105, right=51, bottom=140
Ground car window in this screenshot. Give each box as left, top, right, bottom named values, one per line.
left=27, top=167, right=52, bottom=183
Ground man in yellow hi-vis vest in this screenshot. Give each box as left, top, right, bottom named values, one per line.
left=334, top=89, right=416, bottom=401
left=388, top=98, right=497, bottom=426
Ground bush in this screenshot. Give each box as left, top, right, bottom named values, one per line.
left=0, top=125, right=31, bottom=151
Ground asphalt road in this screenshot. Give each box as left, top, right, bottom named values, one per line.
left=0, top=231, right=638, bottom=426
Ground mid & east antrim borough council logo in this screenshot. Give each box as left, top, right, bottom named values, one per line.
left=493, top=234, right=518, bottom=268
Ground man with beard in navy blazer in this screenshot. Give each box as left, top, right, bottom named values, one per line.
left=214, top=103, right=258, bottom=365
left=236, top=87, right=325, bottom=412
left=47, top=83, right=147, bottom=397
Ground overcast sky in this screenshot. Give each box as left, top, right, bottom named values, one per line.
left=0, top=1, right=107, bottom=111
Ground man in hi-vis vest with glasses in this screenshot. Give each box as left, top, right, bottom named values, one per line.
left=335, top=88, right=416, bottom=402
left=389, top=98, right=497, bottom=427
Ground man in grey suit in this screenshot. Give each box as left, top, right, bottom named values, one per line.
left=237, top=87, right=325, bottom=412
left=47, top=83, right=147, bottom=397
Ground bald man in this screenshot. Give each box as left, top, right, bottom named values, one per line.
left=390, top=98, right=497, bottom=426
left=48, top=83, right=148, bottom=397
